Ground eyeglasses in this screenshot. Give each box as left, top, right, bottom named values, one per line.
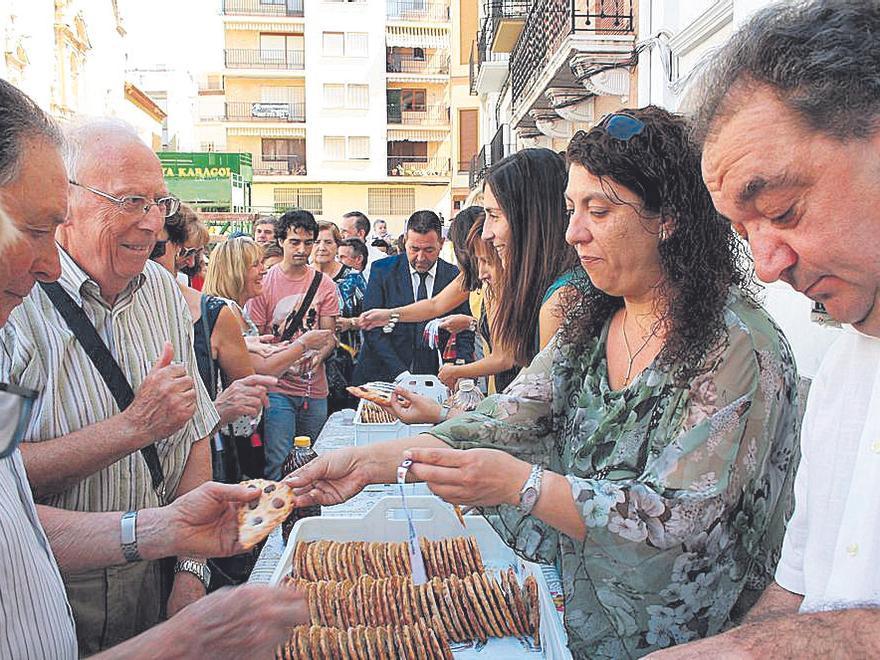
left=598, top=113, right=646, bottom=141
left=177, top=246, right=200, bottom=260
left=69, top=180, right=181, bottom=218
left=0, top=383, right=37, bottom=459
left=149, top=240, right=168, bottom=260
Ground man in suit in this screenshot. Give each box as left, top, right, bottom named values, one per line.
left=354, top=210, right=474, bottom=384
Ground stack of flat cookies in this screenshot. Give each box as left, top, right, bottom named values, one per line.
left=276, top=621, right=451, bottom=660
left=291, top=537, right=483, bottom=581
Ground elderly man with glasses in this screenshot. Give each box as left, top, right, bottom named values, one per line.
left=0, top=117, right=222, bottom=653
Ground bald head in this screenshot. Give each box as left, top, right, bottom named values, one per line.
left=60, top=119, right=169, bottom=302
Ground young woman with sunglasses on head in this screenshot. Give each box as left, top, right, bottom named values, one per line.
left=287, top=107, right=801, bottom=656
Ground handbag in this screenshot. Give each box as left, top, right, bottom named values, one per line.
left=39, top=281, right=167, bottom=504
left=325, top=344, right=355, bottom=402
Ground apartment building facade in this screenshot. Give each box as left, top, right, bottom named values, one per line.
left=467, top=0, right=639, bottom=194
left=196, top=0, right=481, bottom=232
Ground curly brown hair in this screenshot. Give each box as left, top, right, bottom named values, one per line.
left=562, top=105, right=757, bottom=383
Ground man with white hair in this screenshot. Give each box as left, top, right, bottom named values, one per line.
left=1, top=110, right=219, bottom=649
left=0, top=78, right=307, bottom=659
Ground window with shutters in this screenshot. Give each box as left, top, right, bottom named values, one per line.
left=274, top=187, right=323, bottom=214
left=347, top=84, right=369, bottom=109
left=324, top=136, right=346, bottom=160
left=323, top=32, right=344, bottom=57
left=323, top=83, right=345, bottom=108
left=348, top=136, right=370, bottom=160
left=458, top=108, right=478, bottom=173
left=368, top=188, right=415, bottom=216
left=345, top=32, right=368, bottom=57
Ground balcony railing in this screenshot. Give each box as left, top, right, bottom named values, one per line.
left=386, top=52, right=449, bottom=75
left=387, top=104, right=450, bottom=125
left=226, top=101, right=305, bottom=122
left=468, top=145, right=487, bottom=188
left=468, top=42, right=478, bottom=95
left=253, top=156, right=307, bottom=176
left=387, top=156, right=450, bottom=177
left=222, top=0, right=304, bottom=17
left=482, top=0, right=530, bottom=49
left=386, top=0, right=449, bottom=22
left=224, top=48, right=305, bottom=70
left=490, top=124, right=507, bottom=165
left=510, top=0, right=634, bottom=109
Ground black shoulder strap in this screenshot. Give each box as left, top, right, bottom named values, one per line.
left=278, top=270, right=324, bottom=343
left=38, top=281, right=166, bottom=502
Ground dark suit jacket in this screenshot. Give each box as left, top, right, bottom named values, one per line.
left=354, top=254, right=475, bottom=384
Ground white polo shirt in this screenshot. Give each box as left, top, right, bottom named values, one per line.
left=776, top=326, right=880, bottom=611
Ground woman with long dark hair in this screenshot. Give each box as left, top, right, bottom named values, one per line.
left=359, top=149, right=582, bottom=373
left=288, top=107, right=801, bottom=657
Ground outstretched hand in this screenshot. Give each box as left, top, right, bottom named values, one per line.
left=404, top=447, right=529, bottom=508
left=163, top=481, right=262, bottom=558
left=283, top=448, right=372, bottom=507
left=358, top=308, right=393, bottom=330
left=376, top=386, right=443, bottom=425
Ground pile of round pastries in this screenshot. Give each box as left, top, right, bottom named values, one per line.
left=276, top=537, right=541, bottom=659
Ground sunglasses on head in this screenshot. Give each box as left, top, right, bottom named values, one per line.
left=178, top=246, right=201, bottom=260
left=598, top=113, right=646, bottom=141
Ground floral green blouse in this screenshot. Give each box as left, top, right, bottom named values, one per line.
left=429, top=289, right=800, bottom=658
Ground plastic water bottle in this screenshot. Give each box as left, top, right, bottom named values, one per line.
left=281, top=435, right=320, bottom=543
left=447, top=378, right=484, bottom=414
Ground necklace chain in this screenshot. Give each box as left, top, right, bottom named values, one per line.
left=621, top=308, right=656, bottom=385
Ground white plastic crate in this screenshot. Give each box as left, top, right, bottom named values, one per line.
left=272, top=496, right=572, bottom=660
left=354, top=375, right=449, bottom=447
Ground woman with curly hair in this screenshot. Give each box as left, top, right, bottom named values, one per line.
left=288, top=107, right=801, bottom=657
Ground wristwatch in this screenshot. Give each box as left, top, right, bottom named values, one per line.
left=438, top=402, right=452, bottom=422
left=120, top=510, right=141, bottom=563
left=174, top=558, right=212, bottom=590
left=517, top=464, right=544, bottom=515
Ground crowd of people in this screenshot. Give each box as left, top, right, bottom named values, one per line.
left=1, top=0, right=879, bottom=657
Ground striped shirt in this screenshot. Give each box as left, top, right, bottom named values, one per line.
left=0, top=450, right=76, bottom=659
left=0, top=248, right=218, bottom=512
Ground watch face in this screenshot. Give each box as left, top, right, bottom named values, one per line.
left=521, top=487, right=538, bottom=510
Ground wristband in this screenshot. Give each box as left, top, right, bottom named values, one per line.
left=120, top=510, right=141, bottom=562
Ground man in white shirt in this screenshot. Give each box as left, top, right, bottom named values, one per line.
left=651, top=1, right=880, bottom=656
left=339, top=210, right=388, bottom=281
left=0, top=77, right=306, bottom=659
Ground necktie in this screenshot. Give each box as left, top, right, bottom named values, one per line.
left=416, top=271, right=429, bottom=301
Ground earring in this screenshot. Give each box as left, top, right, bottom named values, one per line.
left=659, top=225, right=668, bottom=242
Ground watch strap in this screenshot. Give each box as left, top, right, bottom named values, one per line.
left=517, top=464, right=544, bottom=515
left=120, top=510, right=141, bottom=563
left=174, top=558, right=211, bottom=590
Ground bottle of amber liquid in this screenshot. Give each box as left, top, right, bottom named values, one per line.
left=281, top=435, right=321, bottom=543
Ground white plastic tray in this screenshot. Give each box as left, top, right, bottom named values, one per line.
left=271, top=496, right=572, bottom=660
left=354, top=375, right=449, bottom=447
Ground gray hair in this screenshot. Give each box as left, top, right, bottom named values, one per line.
left=692, top=0, right=880, bottom=146
left=63, top=118, right=143, bottom=181
left=0, top=78, right=63, bottom=187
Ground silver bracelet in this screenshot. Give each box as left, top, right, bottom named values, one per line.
left=438, top=402, right=451, bottom=422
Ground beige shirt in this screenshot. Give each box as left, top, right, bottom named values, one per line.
left=0, top=248, right=218, bottom=512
